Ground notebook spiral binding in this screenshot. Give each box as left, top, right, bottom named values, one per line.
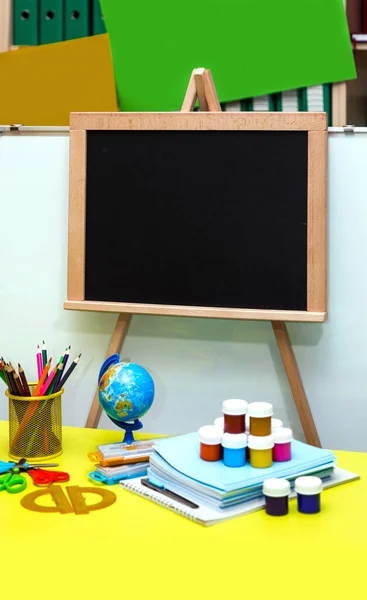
left=122, top=480, right=196, bottom=522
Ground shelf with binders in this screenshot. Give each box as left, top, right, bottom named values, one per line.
left=332, top=49, right=367, bottom=126
left=9, top=0, right=105, bottom=48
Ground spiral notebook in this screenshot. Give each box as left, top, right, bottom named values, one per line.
left=120, top=467, right=359, bottom=526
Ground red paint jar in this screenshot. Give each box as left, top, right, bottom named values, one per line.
left=199, top=425, right=222, bottom=462
left=273, top=427, right=292, bottom=462
left=222, top=399, right=247, bottom=434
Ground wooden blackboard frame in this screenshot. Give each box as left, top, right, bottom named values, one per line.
left=65, top=111, right=327, bottom=323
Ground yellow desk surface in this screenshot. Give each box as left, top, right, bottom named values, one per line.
left=0, top=420, right=366, bottom=599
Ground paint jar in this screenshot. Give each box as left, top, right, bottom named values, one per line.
left=295, top=476, right=322, bottom=514
left=248, top=434, right=274, bottom=468
left=214, top=417, right=224, bottom=431
left=272, top=418, right=283, bottom=431
left=273, top=427, right=293, bottom=462
left=248, top=402, right=273, bottom=436
left=222, top=399, right=247, bottom=434
left=263, top=478, right=291, bottom=516
left=199, top=425, right=222, bottom=462
left=222, top=433, right=247, bottom=468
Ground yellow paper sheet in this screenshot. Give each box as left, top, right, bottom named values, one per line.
left=0, top=34, right=117, bottom=125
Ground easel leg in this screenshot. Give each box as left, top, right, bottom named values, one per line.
left=86, top=313, right=132, bottom=428
left=272, top=321, right=321, bottom=447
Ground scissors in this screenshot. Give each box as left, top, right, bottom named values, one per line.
left=15, top=459, right=70, bottom=487
left=0, top=460, right=59, bottom=475
left=0, top=467, right=27, bottom=494
left=0, top=459, right=69, bottom=487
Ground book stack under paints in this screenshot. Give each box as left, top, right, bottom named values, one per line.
left=120, top=430, right=360, bottom=525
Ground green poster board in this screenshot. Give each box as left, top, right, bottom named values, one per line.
left=101, top=0, right=356, bottom=112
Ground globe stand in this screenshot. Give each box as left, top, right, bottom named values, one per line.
left=107, top=416, right=143, bottom=445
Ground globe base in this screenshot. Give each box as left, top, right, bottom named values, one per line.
left=106, top=416, right=143, bottom=444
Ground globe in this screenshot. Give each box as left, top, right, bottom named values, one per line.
left=98, top=361, right=155, bottom=425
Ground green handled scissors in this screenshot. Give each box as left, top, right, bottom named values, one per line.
left=0, top=467, right=27, bottom=494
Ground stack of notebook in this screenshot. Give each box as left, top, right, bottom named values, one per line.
left=120, top=433, right=359, bottom=525
left=88, top=439, right=155, bottom=484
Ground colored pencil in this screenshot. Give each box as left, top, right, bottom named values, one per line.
left=39, top=365, right=57, bottom=396
left=33, top=358, right=52, bottom=396
left=53, top=346, right=70, bottom=392
left=7, top=364, right=18, bottom=395
left=13, top=372, right=25, bottom=396
left=42, top=341, right=47, bottom=369
left=4, top=365, right=16, bottom=394
left=36, top=345, right=43, bottom=379
left=55, top=353, right=81, bottom=392
left=49, top=362, right=63, bottom=395
left=18, top=363, right=31, bottom=396
left=0, top=361, right=6, bottom=384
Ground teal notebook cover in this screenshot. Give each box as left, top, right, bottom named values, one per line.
left=13, top=0, right=39, bottom=46
left=153, top=434, right=335, bottom=494
left=40, top=0, right=64, bottom=44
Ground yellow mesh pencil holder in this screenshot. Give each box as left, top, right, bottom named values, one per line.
left=6, top=383, right=63, bottom=462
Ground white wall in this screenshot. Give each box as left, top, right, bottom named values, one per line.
left=0, top=132, right=366, bottom=451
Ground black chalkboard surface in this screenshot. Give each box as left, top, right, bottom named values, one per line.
left=84, top=130, right=308, bottom=311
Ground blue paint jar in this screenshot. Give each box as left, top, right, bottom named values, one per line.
left=295, top=476, right=323, bottom=514
left=222, top=433, right=247, bottom=467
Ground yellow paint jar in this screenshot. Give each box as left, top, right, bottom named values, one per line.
left=248, top=434, right=274, bottom=468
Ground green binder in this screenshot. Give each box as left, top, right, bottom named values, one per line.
left=222, top=100, right=248, bottom=111
left=40, top=0, right=64, bottom=44
left=275, top=89, right=303, bottom=112
left=301, top=84, right=332, bottom=126
left=13, top=0, right=39, bottom=46
left=64, top=0, right=90, bottom=40
left=92, top=0, right=106, bottom=35
left=247, top=95, right=276, bottom=111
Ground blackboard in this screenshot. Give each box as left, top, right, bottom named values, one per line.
left=66, top=112, right=327, bottom=322
left=85, top=130, right=307, bottom=310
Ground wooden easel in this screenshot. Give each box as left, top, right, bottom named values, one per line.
left=86, top=68, right=321, bottom=448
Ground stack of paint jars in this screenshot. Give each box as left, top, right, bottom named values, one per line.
left=204, top=399, right=293, bottom=469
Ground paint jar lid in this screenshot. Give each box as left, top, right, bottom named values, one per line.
left=295, top=476, right=323, bottom=495
left=222, top=432, right=247, bottom=449
left=214, top=417, right=224, bottom=431
left=248, top=402, right=273, bottom=418
left=199, top=425, right=222, bottom=445
left=273, top=427, right=293, bottom=444
left=263, top=478, right=291, bottom=498
left=248, top=434, right=274, bottom=450
left=272, top=418, right=283, bottom=430
left=222, top=399, right=248, bottom=416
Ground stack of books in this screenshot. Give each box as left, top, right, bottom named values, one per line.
left=88, top=439, right=155, bottom=485
left=120, top=432, right=359, bottom=525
